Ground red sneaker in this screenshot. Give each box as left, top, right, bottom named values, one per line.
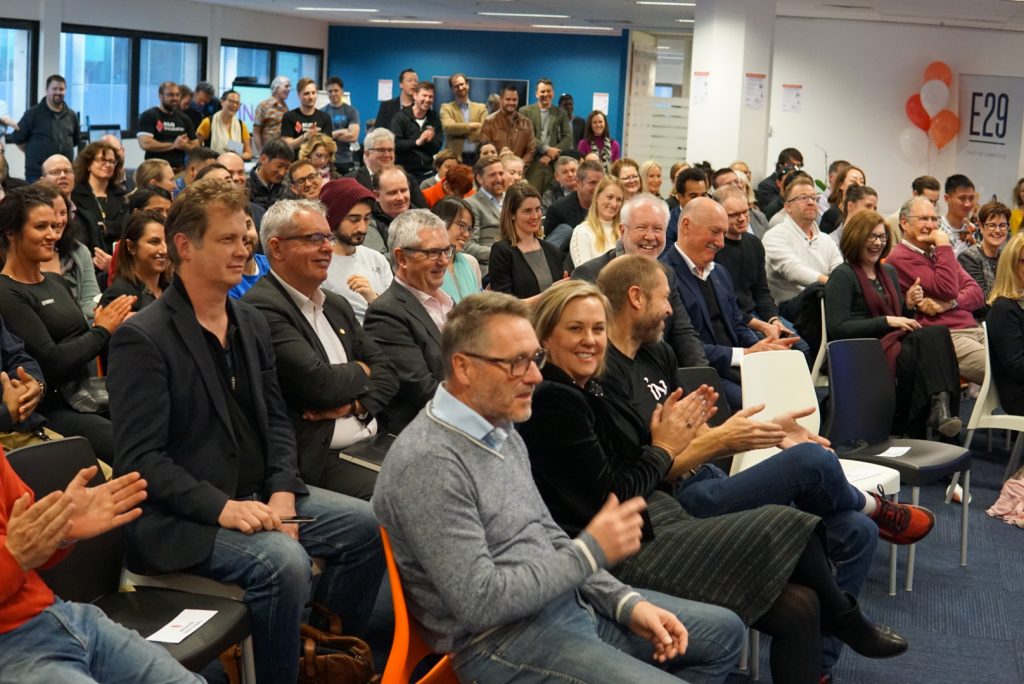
left=870, top=487, right=935, bottom=545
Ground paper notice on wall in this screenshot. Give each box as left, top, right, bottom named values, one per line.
left=377, top=80, right=393, bottom=102
left=781, top=83, right=803, bottom=113
left=592, top=92, right=609, bottom=114
left=744, top=73, right=766, bottom=110
left=691, top=71, right=710, bottom=106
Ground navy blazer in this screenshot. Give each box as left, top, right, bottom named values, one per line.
left=661, top=246, right=759, bottom=376
left=108, top=279, right=307, bottom=574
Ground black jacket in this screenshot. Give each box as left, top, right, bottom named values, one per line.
left=988, top=297, right=1024, bottom=415
left=12, top=102, right=80, bottom=181
left=244, top=273, right=399, bottom=486
left=345, top=166, right=428, bottom=209
left=70, top=182, right=129, bottom=253
left=488, top=239, right=563, bottom=299
left=390, top=107, right=443, bottom=179
left=247, top=166, right=287, bottom=210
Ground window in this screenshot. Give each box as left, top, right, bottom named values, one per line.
left=60, top=31, right=131, bottom=129
left=138, top=38, right=202, bottom=113
left=60, top=25, right=206, bottom=136
left=0, top=19, right=38, bottom=133
left=220, top=41, right=322, bottom=109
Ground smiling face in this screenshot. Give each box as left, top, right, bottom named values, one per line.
left=721, top=194, right=750, bottom=240
left=176, top=204, right=250, bottom=290
left=785, top=182, right=820, bottom=225
left=543, top=296, right=607, bottom=387
left=618, top=165, right=642, bottom=197
left=981, top=212, right=1010, bottom=252
left=621, top=204, right=667, bottom=259
left=536, top=82, right=554, bottom=108
left=590, top=113, right=606, bottom=136
left=945, top=185, right=975, bottom=223
left=159, top=84, right=180, bottom=112
left=327, top=82, right=344, bottom=106
left=595, top=183, right=624, bottom=222
left=679, top=200, right=727, bottom=270
left=89, top=149, right=117, bottom=182
left=446, top=208, right=474, bottom=253
left=859, top=222, right=889, bottom=267
left=555, top=159, right=579, bottom=191
left=500, top=89, right=519, bottom=115
left=645, top=165, right=662, bottom=195
left=478, top=161, right=507, bottom=197
left=462, top=315, right=544, bottom=424
left=501, top=157, right=524, bottom=184
left=131, top=221, right=169, bottom=279
left=637, top=270, right=673, bottom=344
left=376, top=169, right=411, bottom=218
left=269, top=210, right=334, bottom=292
left=513, top=197, right=543, bottom=239
left=336, top=200, right=374, bottom=247
left=396, top=227, right=451, bottom=293
left=401, top=71, right=419, bottom=98
left=900, top=197, right=939, bottom=249
left=13, top=205, right=58, bottom=265
left=413, top=87, right=434, bottom=114
left=450, top=75, right=469, bottom=100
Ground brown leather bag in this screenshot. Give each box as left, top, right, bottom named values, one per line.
left=297, top=603, right=380, bottom=684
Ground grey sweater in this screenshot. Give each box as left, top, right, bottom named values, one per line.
left=373, top=400, right=643, bottom=654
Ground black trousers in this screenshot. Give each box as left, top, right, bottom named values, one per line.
left=316, top=453, right=377, bottom=501
left=894, top=324, right=961, bottom=437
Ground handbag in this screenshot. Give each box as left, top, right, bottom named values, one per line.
left=297, top=603, right=379, bottom=684
left=60, top=376, right=109, bottom=414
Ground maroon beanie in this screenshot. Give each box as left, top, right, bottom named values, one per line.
left=320, top=178, right=375, bottom=230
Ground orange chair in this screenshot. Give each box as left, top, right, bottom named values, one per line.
left=380, top=527, right=459, bottom=684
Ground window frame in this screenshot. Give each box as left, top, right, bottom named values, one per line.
left=220, top=38, right=322, bottom=89
left=0, top=18, right=40, bottom=140
left=61, top=23, right=207, bottom=138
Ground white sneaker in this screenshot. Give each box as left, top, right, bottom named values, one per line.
left=945, top=481, right=972, bottom=504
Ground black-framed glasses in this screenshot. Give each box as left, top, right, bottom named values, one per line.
left=983, top=222, right=1009, bottom=231
left=369, top=147, right=395, bottom=154
left=462, top=348, right=547, bottom=378
left=291, top=172, right=320, bottom=185
left=402, top=245, right=454, bottom=260
left=785, top=193, right=819, bottom=204
left=866, top=233, right=888, bottom=244
left=279, top=232, right=337, bottom=246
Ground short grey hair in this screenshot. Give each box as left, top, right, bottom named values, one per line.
left=364, top=127, right=395, bottom=150
left=620, top=193, right=670, bottom=228
left=712, top=184, right=747, bottom=204
left=260, top=198, right=326, bottom=248
left=899, top=196, right=930, bottom=223
left=388, top=208, right=446, bottom=254
left=271, top=75, right=290, bottom=95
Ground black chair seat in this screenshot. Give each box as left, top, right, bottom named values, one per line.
left=835, top=438, right=971, bottom=487
left=95, top=588, right=250, bottom=672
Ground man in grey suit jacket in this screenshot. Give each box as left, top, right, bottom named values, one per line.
left=439, top=73, right=488, bottom=165
left=519, top=78, right=572, bottom=194
left=463, top=156, right=508, bottom=276
left=364, top=209, right=454, bottom=432
left=244, top=199, right=399, bottom=500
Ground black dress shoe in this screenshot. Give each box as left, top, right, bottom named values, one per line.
left=928, top=391, right=962, bottom=438
left=827, top=593, right=908, bottom=658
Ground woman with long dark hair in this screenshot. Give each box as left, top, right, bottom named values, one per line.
left=577, top=110, right=620, bottom=171
left=100, top=211, right=170, bottom=311
left=34, top=181, right=101, bottom=322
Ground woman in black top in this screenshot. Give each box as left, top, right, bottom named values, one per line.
left=0, top=187, right=134, bottom=461
left=519, top=279, right=908, bottom=684
left=488, top=183, right=562, bottom=302
left=100, top=211, right=170, bottom=311
left=824, top=210, right=961, bottom=438
left=984, top=233, right=1024, bottom=414
left=34, top=181, right=102, bottom=322
left=70, top=141, right=129, bottom=259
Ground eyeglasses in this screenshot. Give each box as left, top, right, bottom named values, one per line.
left=909, top=215, right=939, bottom=223
left=866, top=233, right=888, bottom=244
left=278, top=232, right=337, bottom=246
left=462, top=348, right=547, bottom=378
left=625, top=224, right=666, bottom=235
left=452, top=220, right=473, bottom=233
left=291, top=172, right=320, bottom=185
left=785, top=194, right=819, bottom=204
left=984, top=222, right=1009, bottom=231
left=402, top=245, right=455, bottom=260
left=93, top=158, right=116, bottom=166
left=726, top=209, right=749, bottom=221
left=620, top=175, right=641, bottom=183
left=369, top=147, right=395, bottom=154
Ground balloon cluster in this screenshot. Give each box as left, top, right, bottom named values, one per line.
left=901, top=61, right=959, bottom=164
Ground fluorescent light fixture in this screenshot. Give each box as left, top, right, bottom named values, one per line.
left=657, top=45, right=671, bottom=49
left=676, top=19, right=695, bottom=23
left=636, top=1, right=696, bottom=5
left=478, top=12, right=570, bottom=18
left=531, top=24, right=615, bottom=31
left=369, top=18, right=443, bottom=24
left=295, top=6, right=379, bottom=11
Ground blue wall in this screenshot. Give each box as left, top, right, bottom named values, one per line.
left=326, top=26, right=630, bottom=143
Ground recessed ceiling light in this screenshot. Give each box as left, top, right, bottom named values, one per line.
left=531, top=24, right=615, bottom=31
left=295, top=6, right=378, bottom=10
left=478, top=12, right=570, bottom=18
left=369, top=18, right=443, bottom=24
left=676, top=19, right=695, bottom=23
left=636, top=1, right=696, bottom=5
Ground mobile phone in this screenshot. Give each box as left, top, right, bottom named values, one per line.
left=280, top=516, right=317, bottom=524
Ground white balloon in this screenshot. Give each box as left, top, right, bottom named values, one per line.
left=920, top=79, right=950, bottom=118
left=898, top=127, right=929, bottom=166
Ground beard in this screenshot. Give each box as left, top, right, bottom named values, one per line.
left=337, top=230, right=366, bottom=247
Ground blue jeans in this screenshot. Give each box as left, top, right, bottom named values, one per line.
left=545, top=222, right=575, bottom=251
left=452, top=589, right=744, bottom=684
left=673, top=443, right=877, bottom=671
left=191, top=486, right=384, bottom=683
left=0, top=600, right=204, bottom=683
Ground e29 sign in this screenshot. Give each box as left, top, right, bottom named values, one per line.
left=969, top=91, right=1009, bottom=139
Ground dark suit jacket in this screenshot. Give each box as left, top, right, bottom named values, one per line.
left=988, top=297, right=1024, bottom=415
left=572, top=247, right=709, bottom=368
left=243, top=273, right=400, bottom=486
left=363, top=281, right=445, bottom=432
left=108, top=279, right=307, bottom=574
left=661, top=247, right=758, bottom=377
left=489, top=239, right=563, bottom=299
left=344, top=166, right=427, bottom=209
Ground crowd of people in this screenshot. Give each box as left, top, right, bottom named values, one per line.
left=3, top=68, right=1022, bottom=684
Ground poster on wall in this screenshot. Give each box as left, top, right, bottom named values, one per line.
left=744, top=73, right=766, bottom=110
left=781, top=84, right=802, bottom=113
left=692, top=71, right=710, bottom=106
left=957, top=74, right=1024, bottom=203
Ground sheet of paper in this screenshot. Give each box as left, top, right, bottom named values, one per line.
left=147, top=609, right=218, bottom=644
left=744, top=73, right=766, bottom=110
left=692, top=71, right=710, bottom=106
left=377, top=79, right=393, bottom=102
left=592, top=92, right=609, bottom=114
left=781, top=83, right=802, bottom=113
left=873, top=446, right=911, bottom=458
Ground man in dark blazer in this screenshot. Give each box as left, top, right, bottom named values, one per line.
left=345, top=126, right=427, bottom=208
left=572, top=194, right=707, bottom=368
left=660, top=198, right=798, bottom=409
left=520, top=78, right=572, bottom=193
left=244, top=199, right=399, bottom=500
left=107, top=179, right=384, bottom=684
left=364, top=209, right=453, bottom=433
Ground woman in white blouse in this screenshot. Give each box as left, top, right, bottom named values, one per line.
left=569, top=175, right=624, bottom=268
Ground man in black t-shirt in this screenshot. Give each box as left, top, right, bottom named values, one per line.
left=136, top=82, right=198, bottom=171
left=280, top=77, right=332, bottom=151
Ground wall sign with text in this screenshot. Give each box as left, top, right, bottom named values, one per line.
left=957, top=74, right=1024, bottom=204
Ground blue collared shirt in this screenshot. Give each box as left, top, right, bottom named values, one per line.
left=431, top=383, right=512, bottom=451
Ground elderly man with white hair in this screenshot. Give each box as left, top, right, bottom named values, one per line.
left=253, top=75, right=291, bottom=153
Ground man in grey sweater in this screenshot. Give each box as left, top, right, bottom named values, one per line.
left=373, top=292, right=744, bottom=684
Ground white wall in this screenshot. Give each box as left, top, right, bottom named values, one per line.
left=3, top=0, right=327, bottom=177
left=768, top=17, right=1024, bottom=215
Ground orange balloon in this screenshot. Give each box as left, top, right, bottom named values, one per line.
left=924, top=61, right=953, bottom=86
left=929, top=109, right=959, bottom=150
left=905, top=94, right=930, bottom=131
